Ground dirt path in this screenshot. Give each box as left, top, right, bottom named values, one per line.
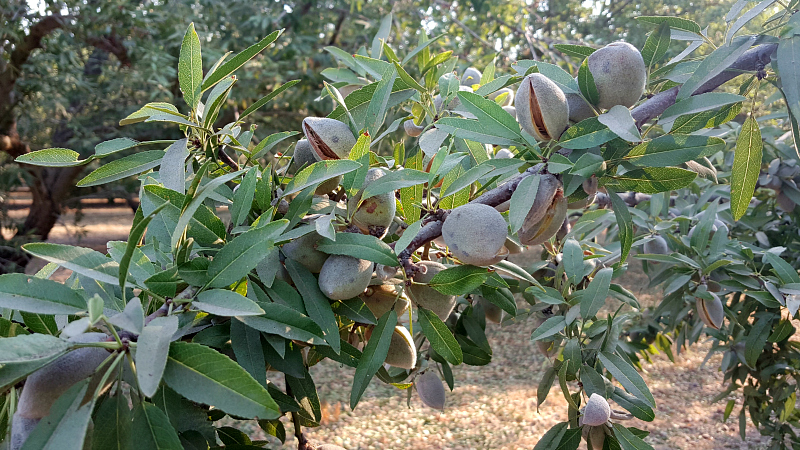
left=4, top=200, right=772, bottom=449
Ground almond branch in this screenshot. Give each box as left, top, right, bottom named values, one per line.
left=396, top=43, right=779, bottom=273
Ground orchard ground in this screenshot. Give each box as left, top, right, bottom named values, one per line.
left=3, top=192, right=771, bottom=449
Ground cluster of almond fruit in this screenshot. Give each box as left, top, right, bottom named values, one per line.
left=279, top=41, right=650, bottom=422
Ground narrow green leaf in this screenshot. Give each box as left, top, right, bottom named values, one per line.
left=15, top=148, right=91, bottom=167
left=0, top=273, right=87, bottom=314
left=94, top=137, right=141, bottom=156
left=602, top=167, right=697, bottom=194
left=530, top=316, right=566, bottom=341
left=678, top=35, right=756, bottom=100
left=236, top=304, right=326, bottom=345
left=554, top=44, right=597, bottom=58
left=434, top=117, right=524, bottom=147
left=745, top=316, right=773, bottom=367
left=580, top=267, right=613, bottom=319
left=730, top=116, right=762, bottom=220
left=193, top=290, right=265, bottom=316
left=532, top=423, right=568, bottom=450
left=559, top=118, right=617, bottom=150
left=92, top=393, right=131, bottom=450
left=21, top=380, right=95, bottom=450
left=120, top=204, right=166, bottom=297
left=778, top=34, right=800, bottom=148
left=536, top=366, right=557, bottom=408
left=206, top=220, right=288, bottom=288
left=201, top=30, right=282, bottom=92
left=636, top=16, right=702, bottom=34
left=578, top=58, right=599, bottom=106
left=360, top=168, right=429, bottom=200
left=365, top=64, right=397, bottom=137
left=642, top=22, right=671, bottom=68
left=163, top=341, right=280, bottom=419
left=417, top=308, right=462, bottom=365
left=562, top=238, right=584, bottom=282
left=317, top=233, right=398, bottom=267
left=351, top=311, right=397, bottom=409
left=457, top=91, right=523, bottom=140
left=612, top=423, right=655, bottom=450
left=22, top=243, right=120, bottom=285
left=726, top=0, right=777, bottom=44
left=251, top=131, right=299, bottom=161
left=283, top=259, right=341, bottom=354
left=77, top=151, right=165, bottom=187
left=179, top=23, right=203, bottom=110
left=136, top=316, right=179, bottom=398
left=764, top=252, right=800, bottom=284
left=130, top=403, right=183, bottom=450
left=230, top=319, right=267, bottom=388
left=660, top=92, right=747, bottom=124
left=607, top=189, right=633, bottom=264
left=283, top=160, right=361, bottom=198
left=119, top=102, right=181, bottom=126
left=598, top=105, right=641, bottom=142
left=624, top=135, right=725, bottom=167
left=612, top=387, right=656, bottom=421
left=598, top=352, right=656, bottom=408
left=231, top=168, right=258, bottom=227
left=427, top=265, right=488, bottom=296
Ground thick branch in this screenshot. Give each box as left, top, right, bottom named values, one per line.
left=631, top=43, right=777, bottom=128
left=397, top=165, right=543, bottom=273
left=86, top=34, right=131, bottom=67
left=8, top=15, right=67, bottom=79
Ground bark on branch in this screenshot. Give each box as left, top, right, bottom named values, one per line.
left=631, top=43, right=777, bottom=128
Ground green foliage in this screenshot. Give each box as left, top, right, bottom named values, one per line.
left=5, top=3, right=800, bottom=448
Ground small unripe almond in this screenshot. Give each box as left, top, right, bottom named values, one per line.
left=461, top=67, right=482, bottom=86
left=318, top=255, right=373, bottom=300
left=384, top=325, right=417, bottom=369
left=293, top=139, right=320, bottom=169
left=502, top=105, right=517, bottom=119
left=404, top=119, right=424, bottom=137
left=442, top=203, right=508, bottom=266
left=282, top=232, right=329, bottom=273
left=519, top=191, right=567, bottom=246
left=408, top=261, right=457, bottom=320
left=359, top=283, right=410, bottom=318
left=643, top=235, right=668, bottom=255
left=488, top=87, right=514, bottom=106
left=587, top=42, right=646, bottom=109
left=16, top=333, right=110, bottom=420
left=778, top=191, right=796, bottom=212
left=352, top=168, right=396, bottom=238
left=582, top=393, right=611, bottom=426
left=522, top=174, right=561, bottom=230
left=696, top=292, right=724, bottom=330
left=302, top=117, right=356, bottom=160
left=494, top=148, right=514, bottom=159
left=476, top=295, right=503, bottom=324
left=515, top=73, right=569, bottom=141
left=415, top=370, right=446, bottom=410
left=566, top=91, right=595, bottom=123
left=586, top=425, right=607, bottom=450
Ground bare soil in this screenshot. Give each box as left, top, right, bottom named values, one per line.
left=4, top=198, right=772, bottom=449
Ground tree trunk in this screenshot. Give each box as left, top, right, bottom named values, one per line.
left=21, top=165, right=85, bottom=241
